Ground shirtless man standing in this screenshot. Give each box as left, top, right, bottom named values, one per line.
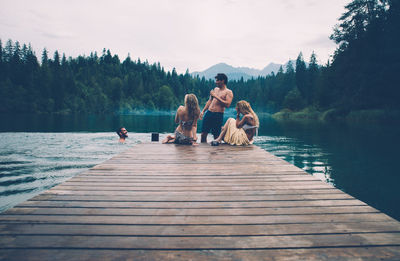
left=200, top=73, right=233, bottom=143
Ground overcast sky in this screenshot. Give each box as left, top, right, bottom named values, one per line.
left=0, top=0, right=348, bottom=73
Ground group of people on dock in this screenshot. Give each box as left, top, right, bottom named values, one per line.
left=163, top=73, right=259, bottom=146
left=116, top=73, right=259, bottom=145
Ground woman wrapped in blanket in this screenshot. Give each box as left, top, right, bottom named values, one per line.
left=162, top=94, right=200, bottom=145
left=211, top=100, right=259, bottom=146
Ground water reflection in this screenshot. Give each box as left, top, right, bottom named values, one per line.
left=254, top=136, right=334, bottom=185
left=255, top=118, right=400, bottom=221
left=0, top=114, right=178, bottom=133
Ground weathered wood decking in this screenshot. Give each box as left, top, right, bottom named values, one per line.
left=1, top=143, right=400, bottom=260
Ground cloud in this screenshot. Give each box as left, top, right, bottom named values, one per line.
left=306, top=35, right=335, bottom=48
left=29, top=9, right=51, bottom=21
left=0, top=20, right=16, bottom=29
left=0, top=0, right=348, bottom=72
left=41, top=31, right=74, bottom=40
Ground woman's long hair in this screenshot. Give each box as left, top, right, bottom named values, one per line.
left=236, top=100, right=259, bottom=127
left=185, top=94, right=200, bottom=120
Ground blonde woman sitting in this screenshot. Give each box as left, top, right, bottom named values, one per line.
left=162, top=94, right=200, bottom=145
left=211, top=100, right=259, bottom=146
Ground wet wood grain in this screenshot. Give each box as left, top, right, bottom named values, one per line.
left=1, top=143, right=399, bottom=260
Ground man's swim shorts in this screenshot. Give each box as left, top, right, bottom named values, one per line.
left=202, top=111, right=224, bottom=138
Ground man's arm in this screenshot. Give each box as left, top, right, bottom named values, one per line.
left=211, top=89, right=233, bottom=108
left=199, top=95, right=213, bottom=120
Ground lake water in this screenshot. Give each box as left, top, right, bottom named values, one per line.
left=0, top=113, right=400, bottom=221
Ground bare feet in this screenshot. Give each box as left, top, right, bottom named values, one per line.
left=162, top=135, right=175, bottom=144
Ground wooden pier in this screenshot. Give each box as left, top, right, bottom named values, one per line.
left=1, top=143, right=400, bottom=260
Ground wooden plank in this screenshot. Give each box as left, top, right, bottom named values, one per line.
left=91, top=164, right=302, bottom=169
left=69, top=175, right=319, bottom=181
left=1, top=233, right=400, bottom=249
left=0, top=213, right=394, bottom=225
left=1, top=143, right=399, bottom=260
left=80, top=172, right=310, bottom=177
left=44, top=188, right=342, bottom=195
left=2, top=205, right=380, bottom=216
left=2, top=248, right=400, bottom=261
left=55, top=180, right=328, bottom=186
left=16, top=199, right=367, bottom=208
left=42, top=182, right=332, bottom=191
left=2, top=221, right=400, bottom=236
left=28, top=193, right=353, bottom=201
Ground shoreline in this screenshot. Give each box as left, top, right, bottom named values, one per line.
left=272, top=108, right=400, bottom=124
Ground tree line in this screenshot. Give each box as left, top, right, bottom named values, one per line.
left=0, top=0, right=398, bottom=116
left=232, top=0, right=399, bottom=116
left=0, top=43, right=215, bottom=114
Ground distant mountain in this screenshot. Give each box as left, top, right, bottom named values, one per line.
left=191, top=62, right=285, bottom=81
left=191, top=63, right=250, bottom=81
left=191, top=61, right=299, bottom=81
left=260, top=63, right=282, bottom=75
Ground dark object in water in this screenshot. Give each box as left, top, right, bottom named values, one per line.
left=151, top=133, right=159, bottom=142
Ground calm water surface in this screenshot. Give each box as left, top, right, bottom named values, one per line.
left=0, top=113, right=399, bottom=221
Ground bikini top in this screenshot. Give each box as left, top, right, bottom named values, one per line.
left=179, top=119, right=194, bottom=130
left=242, top=124, right=259, bottom=136
left=242, top=124, right=257, bottom=131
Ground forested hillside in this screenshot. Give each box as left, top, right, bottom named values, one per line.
left=0, top=0, right=398, bottom=118
left=0, top=45, right=214, bottom=113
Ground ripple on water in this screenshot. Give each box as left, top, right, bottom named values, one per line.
left=0, top=187, right=37, bottom=196
left=0, top=132, right=139, bottom=212
left=255, top=136, right=332, bottom=185
left=0, top=176, right=43, bottom=186
left=0, top=132, right=335, bottom=213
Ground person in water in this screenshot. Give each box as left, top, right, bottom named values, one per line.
left=162, top=94, right=200, bottom=145
left=211, top=100, right=259, bottom=146
left=200, top=73, right=233, bottom=143
left=116, top=127, right=128, bottom=143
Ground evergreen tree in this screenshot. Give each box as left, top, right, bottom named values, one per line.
left=0, top=40, right=4, bottom=80
left=157, top=85, right=176, bottom=110
left=307, top=52, right=319, bottom=105
left=1, top=0, right=398, bottom=120
left=283, top=87, right=305, bottom=111
left=4, top=39, right=13, bottom=62
left=331, top=0, right=389, bottom=51
left=0, top=39, right=3, bottom=63
left=295, top=52, right=307, bottom=103
left=327, top=0, right=399, bottom=111
left=41, top=48, right=49, bottom=65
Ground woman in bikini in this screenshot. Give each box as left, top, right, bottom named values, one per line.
left=162, top=94, right=200, bottom=145
left=211, top=100, right=259, bottom=146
